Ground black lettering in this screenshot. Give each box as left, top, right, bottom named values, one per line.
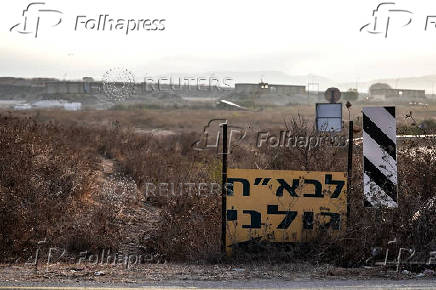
left=226, top=178, right=250, bottom=196
left=303, top=212, right=314, bottom=230
left=242, top=210, right=261, bottom=229
left=303, top=179, right=323, bottom=198
left=226, top=210, right=237, bottom=221
left=319, top=212, right=341, bottom=230
left=325, top=174, right=344, bottom=198
left=276, top=179, right=299, bottom=197
left=267, top=205, right=297, bottom=229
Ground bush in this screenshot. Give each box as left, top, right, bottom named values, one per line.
left=0, top=112, right=434, bottom=267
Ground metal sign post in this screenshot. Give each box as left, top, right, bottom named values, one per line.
left=347, top=120, right=353, bottom=220
left=221, top=123, right=228, bottom=254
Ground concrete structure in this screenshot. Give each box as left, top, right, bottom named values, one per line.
left=0, top=77, right=56, bottom=87
left=3, top=77, right=309, bottom=100
left=0, top=100, right=26, bottom=108
left=45, top=81, right=103, bottom=94
left=369, top=83, right=425, bottom=99
left=234, top=82, right=306, bottom=96
left=82, top=77, right=94, bottom=82
left=0, top=77, right=28, bottom=86
left=63, top=102, right=82, bottom=111
left=32, top=100, right=64, bottom=108
left=46, top=81, right=137, bottom=95
left=371, top=88, right=425, bottom=99
left=13, top=104, right=32, bottom=110
left=29, top=100, right=83, bottom=111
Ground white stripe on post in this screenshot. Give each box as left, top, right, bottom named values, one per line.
left=362, top=131, right=397, bottom=185
left=363, top=106, right=398, bottom=208
left=363, top=107, right=397, bottom=143
left=364, top=173, right=397, bottom=208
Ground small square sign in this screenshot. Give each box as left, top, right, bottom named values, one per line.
left=316, top=103, right=343, bottom=132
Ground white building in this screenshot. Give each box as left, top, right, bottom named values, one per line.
left=64, top=102, right=82, bottom=111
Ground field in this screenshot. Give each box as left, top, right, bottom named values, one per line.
left=0, top=105, right=435, bottom=276
left=7, top=104, right=436, bottom=132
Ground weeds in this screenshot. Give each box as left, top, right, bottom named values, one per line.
left=0, top=111, right=434, bottom=268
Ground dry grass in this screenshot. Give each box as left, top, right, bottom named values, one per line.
left=0, top=108, right=434, bottom=268
left=4, top=104, right=435, bottom=133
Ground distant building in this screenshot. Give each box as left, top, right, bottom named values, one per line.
left=13, top=104, right=32, bottom=110
left=0, top=77, right=28, bottom=86
left=45, top=81, right=102, bottom=94
left=235, top=82, right=306, bottom=96
left=82, top=77, right=94, bottom=82
left=0, top=77, right=56, bottom=87
left=30, top=78, right=57, bottom=87
left=31, top=100, right=81, bottom=110
left=369, top=83, right=425, bottom=100
left=63, top=102, right=82, bottom=111
left=32, top=100, right=64, bottom=108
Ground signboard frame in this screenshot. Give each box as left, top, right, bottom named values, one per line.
left=224, top=168, right=348, bottom=256
left=316, top=103, right=343, bottom=132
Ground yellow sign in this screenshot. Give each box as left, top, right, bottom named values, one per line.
left=226, top=169, right=347, bottom=255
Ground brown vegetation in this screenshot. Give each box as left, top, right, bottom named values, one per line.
left=0, top=109, right=434, bottom=269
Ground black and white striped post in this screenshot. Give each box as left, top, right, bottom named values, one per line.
left=363, top=106, right=398, bottom=208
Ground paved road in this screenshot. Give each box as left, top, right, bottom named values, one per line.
left=0, top=279, right=435, bottom=289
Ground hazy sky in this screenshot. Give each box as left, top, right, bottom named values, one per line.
left=1, top=0, right=436, bottom=82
